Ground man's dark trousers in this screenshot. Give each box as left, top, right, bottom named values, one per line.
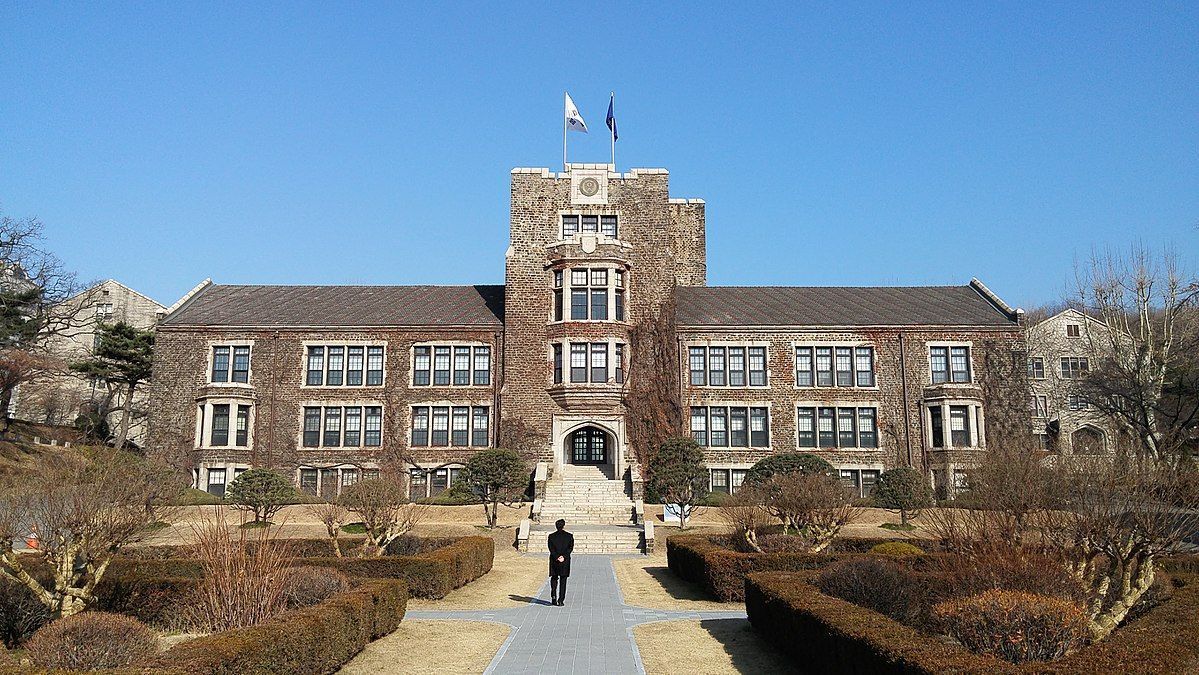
left=547, top=528, right=574, bottom=605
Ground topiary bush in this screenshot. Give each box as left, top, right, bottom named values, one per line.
left=227, top=468, right=298, bottom=524
left=933, top=590, right=1090, bottom=664
left=283, top=567, right=352, bottom=609
left=870, top=541, right=924, bottom=557
left=872, top=467, right=933, bottom=526
left=24, top=611, right=158, bottom=670
left=745, top=453, right=835, bottom=486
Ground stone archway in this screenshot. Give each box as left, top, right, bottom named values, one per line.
left=567, top=426, right=611, bottom=465
left=1071, top=426, right=1106, bottom=455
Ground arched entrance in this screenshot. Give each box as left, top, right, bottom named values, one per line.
left=568, top=426, right=610, bottom=465
left=1072, top=426, right=1106, bottom=455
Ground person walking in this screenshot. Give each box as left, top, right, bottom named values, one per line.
left=547, top=518, right=573, bottom=606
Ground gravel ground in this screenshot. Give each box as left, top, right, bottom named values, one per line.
left=338, top=620, right=511, bottom=675
left=612, top=557, right=732, bottom=612
left=633, top=618, right=793, bottom=675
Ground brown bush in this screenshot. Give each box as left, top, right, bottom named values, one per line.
left=929, top=546, right=1087, bottom=606
left=284, top=567, right=351, bottom=609
left=0, top=576, right=49, bottom=647
left=24, top=611, right=158, bottom=670
left=816, top=557, right=916, bottom=622
left=187, top=512, right=292, bottom=631
left=933, top=590, right=1090, bottom=663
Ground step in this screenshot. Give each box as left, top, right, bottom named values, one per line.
left=527, top=525, right=645, bottom=554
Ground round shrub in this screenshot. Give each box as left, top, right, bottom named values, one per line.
left=745, top=453, right=835, bottom=486
left=0, top=577, right=50, bottom=648
left=933, top=590, right=1090, bottom=663
left=870, top=541, right=924, bottom=557
left=817, top=557, right=915, bottom=622
left=283, top=567, right=351, bottom=609
left=25, top=612, right=158, bottom=670
left=872, top=467, right=933, bottom=525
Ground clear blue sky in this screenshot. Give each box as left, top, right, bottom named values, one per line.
left=2, top=3, right=1196, bottom=309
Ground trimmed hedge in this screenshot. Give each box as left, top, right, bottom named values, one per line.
left=152, top=578, right=407, bottom=675
left=666, top=534, right=841, bottom=601
left=745, top=569, right=1199, bottom=674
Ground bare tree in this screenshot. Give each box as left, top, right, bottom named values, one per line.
left=0, top=213, right=99, bottom=434
left=1073, top=246, right=1199, bottom=461
left=340, top=477, right=428, bottom=556
left=305, top=501, right=350, bottom=558
left=498, top=417, right=548, bottom=462
left=1039, top=456, right=1199, bottom=639
left=188, top=510, right=291, bottom=631
left=0, top=448, right=173, bottom=618
left=761, top=472, right=861, bottom=553
left=716, top=487, right=769, bottom=553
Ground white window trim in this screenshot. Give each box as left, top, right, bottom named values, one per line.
left=195, top=398, right=256, bottom=450
left=205, top=339, right=255, bottom=388
left=925, top=341, right=976, bottom=386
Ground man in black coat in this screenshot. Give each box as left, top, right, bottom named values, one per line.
left=547, top=518, right=573, bottom=606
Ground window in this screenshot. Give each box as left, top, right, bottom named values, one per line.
left=211, top=404, right=230, bottom=446
left=839, top=469, right=881, bottom=499
left=553, top=344, right=563, bottom=384
left=930, top=346, right=971, bottom=384
left=798, top=406, right=879, bottom=449
left=1060, top=357, right=1089, bottom=380
left=474, top=346, right=491, bottom=385
left=1028, top=357, right=1045, bottom=380
left=615, top=344, right=624, bottom=384
left=796, top=345, right=874, bottom=388
left=211, top=345, right=251, bottom=383
left=709, top=347, right=726, bottom=386
left=566, top=342, right=615, bottom=383
left=366, top=347, right=384, bottom=385
left=1066, top=323, right=1081, bottom=338
left=453, top=347, right=471, bottom=385
left=690, top=407, right=770, bottom=448
left=206, top=468, right=227, bottom=497
left=95, top=302, right=114, bottom=319
left=413, top=347, right=430, bottom=386
left=689, top=345, right=767, bottom=387
left=411, top=406, right=490, bottom=447
left=433, top=347, right=451, bottom=385
left=235, top=405, right=250, bottom=446
left=409, top=469, right=427, bottom=500
left=560, top=267, right=623, bottom=321
left=570, top=343, right=587, bottom=383
left=304, top=406, right=381, bottom=447
left=341, top=469, right=359, bottom=488
left=1031, top=395, right=1048, bottom=417
left=1067, top=395, right=1090, bottom=411
left=307, top=345, right=382, bottom=386
left=689, top=347, right=706, bottom=386
left=300, top=469, right=318, bottom=495
left=562, top=214, right=619, bottom=238
left=929, top=406, right=944, bottom=447
left=591, top=343, right=608, bottom=382
left=326, top=347, right=344, bottom=386
left=949, top=406, right=970, bottom=446
left=711, top=469, right=730, bottom=494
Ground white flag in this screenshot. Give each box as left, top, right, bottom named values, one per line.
left=564, top=92, right=588, bottom=133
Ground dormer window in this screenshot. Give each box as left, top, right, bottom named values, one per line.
left=561, top=214, right=618, bottom=239
left=1066, top=323, right=1081, bottom=338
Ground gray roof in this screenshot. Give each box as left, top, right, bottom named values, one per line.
left=676, top=284, right=1017, bottom=327
left=162, top=285, right=504, bottom=327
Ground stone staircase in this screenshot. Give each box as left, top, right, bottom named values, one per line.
left=526, top=524, right=645, bottom=554
left=540, top=467, right=637, bottom=525
left=520, top=463, right=650, bottom=554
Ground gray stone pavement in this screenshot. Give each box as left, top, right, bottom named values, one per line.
left=406, top=554, right=746, bottom=675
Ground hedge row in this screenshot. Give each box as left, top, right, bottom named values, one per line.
left=104, top=535, right=494, bottom=603
left=666, top=534, right=845, bottom=601
left=745, top=569, right=1199, bottom=674
left=151, top=578, right=408, bottom=675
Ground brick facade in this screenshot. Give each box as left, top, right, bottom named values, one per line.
left=148, top=162, right=1024, bottom=499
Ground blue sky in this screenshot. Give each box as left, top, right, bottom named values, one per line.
left=1, top=3, right=1196, bottom=309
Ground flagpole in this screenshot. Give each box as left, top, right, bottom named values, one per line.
left=563, top=92, right=568, bottom=171
left=609, top=91, right=616, bottom=170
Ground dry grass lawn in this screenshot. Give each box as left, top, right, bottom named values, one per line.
left=613, top=558, right=732, bottom=611
left=339, top=620, right=510, bottom=675
left=409, top=549, right=547, bottom=610
left=634, top=618, right=791, bottom=675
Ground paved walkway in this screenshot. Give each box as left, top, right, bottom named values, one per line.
left=407, top=555, right=746, bottom=675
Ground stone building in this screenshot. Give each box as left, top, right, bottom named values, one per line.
left=1026, top=308, right=1118, bottom=456
left=14, top=279, right=167, bottom=446
left=149, top=162, right=1024, bottom=506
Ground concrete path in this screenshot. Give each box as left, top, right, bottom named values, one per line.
left=406, top=555, right=746, bottom=675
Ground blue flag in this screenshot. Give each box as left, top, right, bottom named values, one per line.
left=606, top=94, right=618, bottom=141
